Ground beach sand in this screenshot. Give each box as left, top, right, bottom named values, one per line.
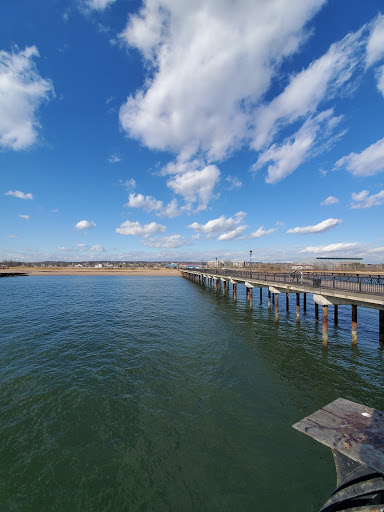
left=0, top=267, right=182, bottom=276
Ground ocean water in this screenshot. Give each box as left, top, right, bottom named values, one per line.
left=1, top=275, right=383, bottom=512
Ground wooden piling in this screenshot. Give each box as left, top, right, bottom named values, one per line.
left=286, top=293, right=289, bottom=311
left=315, top=303, right=319, bottom=323
left=260, top=287, right=262, bottom=303
left=322, top=305, right=328, bottom=346
left=334, top=305, right=338, bottom=325
left=303, top=293, right=307, bottom=313
left=352, top=305, right=357, bottom=345
left=233, top=283, right=237, bottom=300
left=268, top=290, right=271, bottom=310
left=249, top=287, right=253, bottom=303
left=380, top=310, right=384, bottom=346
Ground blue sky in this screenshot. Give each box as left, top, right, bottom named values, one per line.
left=1, top=0, right=384, bottom=263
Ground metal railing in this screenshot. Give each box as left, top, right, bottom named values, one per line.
left=186, top=269, right=384, bottom=296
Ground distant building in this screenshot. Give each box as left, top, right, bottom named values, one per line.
left=316, top=257, right=363, bottom=269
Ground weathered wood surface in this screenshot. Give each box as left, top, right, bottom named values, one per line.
left=293, top=398, right=384, bottom=475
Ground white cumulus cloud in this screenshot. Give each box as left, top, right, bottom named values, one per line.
left=5, top=190, right=33, bottom=200
left=115, top=220, right=166, bottom=236
left=320, top=195, right=339, bottom=205
left=350, top=189, right=384, bottom=209
left=249, top=226, right=276, bottom=238
left=74, top=220, right=96, bottom=230
left=334, top=136, right=384, bottom=176
left=0, top=46, right=53, bottom=150
left=119, top=0, right=325, bottom=161
left=287, top=218, right=342, bottom=234
left=125, top=193, right=181, bottom=218
left=188, top=212, right=246, bottom=239
left=164, top=160, right=220, bottom=211
left=217, top=225, right=247, bottom=241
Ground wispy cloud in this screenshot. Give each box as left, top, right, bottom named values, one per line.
left=252, top=110, right=343, bottom=183
left=300, top=242, right=360, bottom=254
left=287, top=218, right=342, bottom=234
left=320, top=195, right=339, bottom=205
left=249, top=226, right=276, bottom=238
left=108, top=154, right=121, bottom=163
left=90, top=245, right=105, bottom=252
left=142, top=234, right=190, bottom=248
left=5, top=190, right=33, bottom=200
left=18, top=214, right=30, bottom=220
left=335, top=136, right=384, bottom=176
left=350, top=189, right=384, bottom=209
left=225, top=176, right=242, bottom=190
left=84, top=0, right=116, bottom=11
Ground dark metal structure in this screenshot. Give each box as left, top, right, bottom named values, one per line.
left=193, top=269, right=384, bottom=296
left=294, top=399, right=384, bottom=511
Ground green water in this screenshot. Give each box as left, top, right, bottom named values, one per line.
left=1, top=276, right=383, bottom=511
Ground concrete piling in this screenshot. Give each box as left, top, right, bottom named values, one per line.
left=322, top=305, right=328, bottom=346
left=275, top=293, right=279, bottom=322
left=296, top=293, right=300, bottom=323
left=352, top=305, right=357, bottom=345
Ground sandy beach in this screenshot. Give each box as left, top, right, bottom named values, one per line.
left=0, top=267, right=182, bottom=276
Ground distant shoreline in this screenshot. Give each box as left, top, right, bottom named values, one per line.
left=0, top=267, right=181, bottom=277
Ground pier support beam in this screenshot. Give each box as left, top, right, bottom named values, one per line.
left=334, top=305, right=338, bottom=325
left=286, top=293, right=289, bottom=311
left=296, top=293, right=300, bottom=323
left=268, top=290, right=271, bottom=310
left=322, top=305, right=328, bottom=346
left=315, top=303, right=319, bottom=323
left=380, top=310, right=384, bottom=346
left=303, top=293, right=307, bottom=313
left=233, top=283, right=237, bottom=300
left=272, top=293, right=275, bottom=304
left=352, top=305, right=357, bottom=345
left=260, top=287, right=262, bottom=303
left=223, top=280, right=227, bottom=294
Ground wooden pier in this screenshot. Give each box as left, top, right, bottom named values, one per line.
left=182, top=269, right=384, bottom=347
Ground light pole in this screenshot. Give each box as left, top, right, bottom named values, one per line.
left=250, top=250, right=252, bottom=278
